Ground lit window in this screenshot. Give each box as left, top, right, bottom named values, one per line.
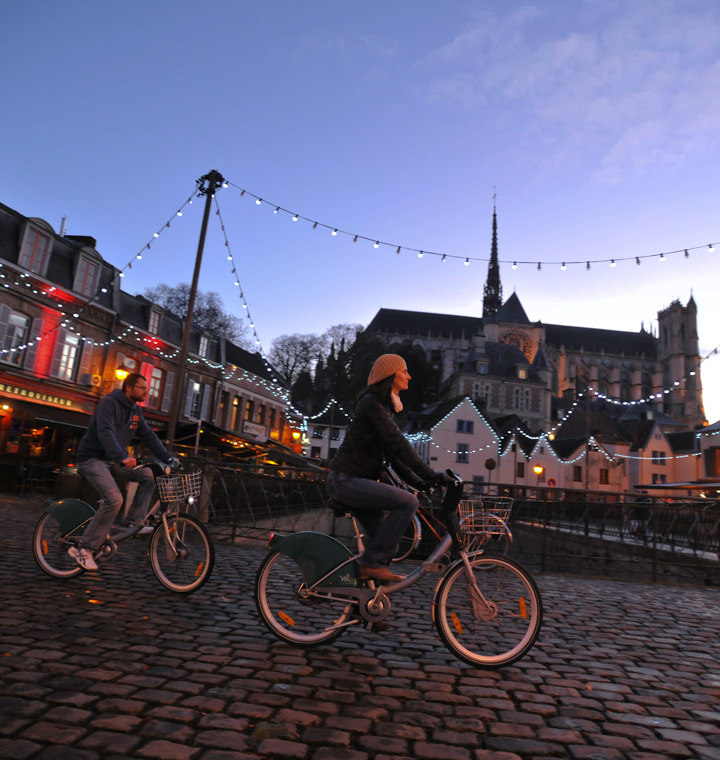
left=146, top=367, right=163, bottom=409
left=54, top=332, right=80, bottom=380
left=199, top=336, right=209, bottom=357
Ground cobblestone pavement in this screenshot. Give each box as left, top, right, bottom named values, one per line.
left=1, top=494, right=719, bottom=760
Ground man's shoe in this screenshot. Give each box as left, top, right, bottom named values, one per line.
left=358, top=564, right=405, bottom=584
left=68, top=546, right=98, bottom=571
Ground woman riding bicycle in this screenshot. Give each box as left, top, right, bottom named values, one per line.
left=326, top=353, right=437, bottom=584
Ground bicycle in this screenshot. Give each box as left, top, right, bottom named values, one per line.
left=254, top=470, right=543, bottom=669
left=32, top=460, right=215, bottom=594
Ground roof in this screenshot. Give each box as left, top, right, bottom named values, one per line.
left=367, top=308, right=482, bottom=340
left=493, top=292, right=532, bottom=325
left=225, top=341, right=287, bottom=388
left=459, top=342, right=543, bottom=383
left=544, top=323, right=657, bottom=358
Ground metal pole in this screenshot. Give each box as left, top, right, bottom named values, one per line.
left=167, top=170, right=225, bottom=446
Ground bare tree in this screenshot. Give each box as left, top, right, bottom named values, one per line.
left=268, top=333, right=325, bottom=386
left=142, top=283, right=250, bottom=346
left=320, top=323, right=362, bottom=353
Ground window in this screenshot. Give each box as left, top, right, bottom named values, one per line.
left=19, top=224, right=52, bottom=275
left=599, top=468, right=609, bottom=485
left=231, top=396, right=242, bottom=431
left=456, top=443, right=469, bottom=463
left=257, top=404, right=266, bottom=425
left=331, top=428, right=340, bottom=441
left=312, top=427, right=323, bottom=439
left=478, top=363, right=488, bottom=375
left=516, top=462, right=525, bottom=478
left=472, top=475, right=485, bottom=493
left=456, top=419, right=474, bottom=434
left=0, top=309, right=30, bottom=366
left=199, top=336, right=209, bottom=358
left=652, top=473, right=667, bottom=484
left=517, top=367, right=528, bottom=380
left=185, top=380, right=209, bottom=421
left=474, top=382, right=490, bottom=402
left=245, top=400, right=254, bottom=421
left=148, top=310, right=161, bottom=334
left=573, top=466, right=583, bottom=483
left=652, top=450, right=666, bottom=465
left=146, top=367, right=163, bottom=409
left=51, top=330, right=80, bottom=380
left=73, top=253, right=100, bottom=297
left=311, top=446, right=321, bottom=459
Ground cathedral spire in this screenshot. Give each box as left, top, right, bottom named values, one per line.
left=482, top=196, right=502, bottom=317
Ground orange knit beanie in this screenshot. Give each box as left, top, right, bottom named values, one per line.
left=367, top=354, right=406, bottom=386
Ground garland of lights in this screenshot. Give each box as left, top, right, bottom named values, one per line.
left=225, top=178, right=719, bottom=269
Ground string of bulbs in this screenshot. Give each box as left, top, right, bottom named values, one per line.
left=225, top=178, right=718, bottom=269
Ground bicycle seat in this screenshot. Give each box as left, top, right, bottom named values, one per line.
left=327, top=498, right=353, bottom=517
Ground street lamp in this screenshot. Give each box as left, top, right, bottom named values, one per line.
left=533, top=464, right=544, bottom=491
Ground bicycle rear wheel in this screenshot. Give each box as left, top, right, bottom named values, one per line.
left=33, top=512, right=84, bottom=578
left=434, top=553, right=542, bottom=669
left=149, top=514, right=214, bottom=593
left=255, top=550, right=354, bottom=646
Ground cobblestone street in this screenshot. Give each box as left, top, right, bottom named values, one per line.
left=1, top=494, right=719, bottom=760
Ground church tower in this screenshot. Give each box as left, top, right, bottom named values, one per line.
left=482, top=203, right=502, bottom=318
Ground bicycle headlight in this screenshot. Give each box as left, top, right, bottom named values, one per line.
left=187, top=495, right=195, bottom=505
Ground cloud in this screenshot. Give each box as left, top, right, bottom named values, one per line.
left=412, top=1, right=720, bottom=182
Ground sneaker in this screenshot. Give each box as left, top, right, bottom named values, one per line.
left=136, top=524, right=154, bottom=536
left=68, top=546, right=98, bottom=571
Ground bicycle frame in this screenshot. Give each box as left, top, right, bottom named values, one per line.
left=268, top=477, right=501, bottom=625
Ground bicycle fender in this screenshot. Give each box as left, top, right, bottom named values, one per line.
left=43, top=498, right=95, bottom=536
left=269, top=531, right=360, bottom=587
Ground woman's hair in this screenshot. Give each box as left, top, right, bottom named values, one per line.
left=358, top=373, right=395, bottom=404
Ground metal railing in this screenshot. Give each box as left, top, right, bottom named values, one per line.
left=187, top=464, right=719, bottom=585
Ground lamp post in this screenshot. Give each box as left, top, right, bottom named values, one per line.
left=166, top=170, right=225, bottom=446
left=533, top=463, right=544, bottom=494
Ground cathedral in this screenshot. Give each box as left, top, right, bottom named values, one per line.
left=366, top=208, right=706, bottom=434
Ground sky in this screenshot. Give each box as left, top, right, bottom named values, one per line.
left=2, top=0, right=719, bottom=422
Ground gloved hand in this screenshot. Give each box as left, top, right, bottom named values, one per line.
left=166, top=457, right=181, bottom=470
left=419, top=470, right=459, bottom=491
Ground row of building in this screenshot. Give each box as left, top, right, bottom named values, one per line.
left=0, top=200, right=303, bottom=489
left=1, top=196, right=717, bottom=497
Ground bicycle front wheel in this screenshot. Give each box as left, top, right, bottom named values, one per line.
left=33, top=512, right=84, bottom=579
left=435, top=553, right=542, bottom=669
left=392, top=514, right=421, bottom=562
left=255, top=550, right=354, bottom=646
left=149, top=514, right=214, bottom=593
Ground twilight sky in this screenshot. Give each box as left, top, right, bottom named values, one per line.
left=2, top=0, right=719, bottom=422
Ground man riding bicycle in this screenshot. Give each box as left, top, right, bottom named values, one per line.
left=70, top=372, right=178, bottom=571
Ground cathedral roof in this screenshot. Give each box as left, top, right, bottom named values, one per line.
left=488, top=292, right=532, bottom=325
left=366, top=308, right=482, bottom=340
left=544, top=323, right=657, bottom=357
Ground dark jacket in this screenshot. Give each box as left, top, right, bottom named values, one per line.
left=77, top=389, right=171, bottom=464
left=329, top=392, right=434, bottom=486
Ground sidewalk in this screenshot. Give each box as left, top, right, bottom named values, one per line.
left=1, top=493, right=719, bottom=760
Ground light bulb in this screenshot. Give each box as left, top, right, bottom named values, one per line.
left=561, top=262, right=566, bottom=270
left=659, top=253, right=666, bottom=262
left=374, top=241, right=379, bottom=248
left=332, top=229, right=338, bottom=236
left=293, top=214, right=298, bottom=221
left=610, top=259, right=616, bottom=267
left=418, top=251, right=423, bottom=258
left=256, top=198, right=262, bottom=205
left=176, top=211, right=182, bottom=217
left=465, top=258, right=470, bottom=266
left=512, top=262, right=517, bottom=269
left=709, top=244, right=715, bottom=253
left=153, top=232, right=159, bottom=238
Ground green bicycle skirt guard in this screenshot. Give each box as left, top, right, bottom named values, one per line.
left=44, top=498, right=96, bottom=537
left=269, top=531, right=361, bottom=587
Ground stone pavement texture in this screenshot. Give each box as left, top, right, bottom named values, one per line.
left=1, top=494, right=719, bottom=760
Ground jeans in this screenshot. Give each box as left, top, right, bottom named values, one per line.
left=76, top=458, right=156, bottom=550
left=326, top=470, right=419, bottom=568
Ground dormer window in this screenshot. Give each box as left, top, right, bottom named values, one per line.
left=73, top=249, right=101, bottom=297
left=19, top=220, right=53, bottom=276
left=148, top=309, right=161, bottom=334
left=517, top=367, right=528, bottom=380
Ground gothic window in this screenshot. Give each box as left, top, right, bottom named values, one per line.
left=500, top=331, right=532, bottom=359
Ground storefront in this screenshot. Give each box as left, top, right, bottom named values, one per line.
left=0, top=375, right=95, bottom=491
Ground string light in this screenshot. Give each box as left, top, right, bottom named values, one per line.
left=225, top=179, right=719, bottom=270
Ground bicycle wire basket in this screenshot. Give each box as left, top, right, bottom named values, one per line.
left=458, top=497, right=513, bottom=536
left=156, top=469, right=202, bottom=503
